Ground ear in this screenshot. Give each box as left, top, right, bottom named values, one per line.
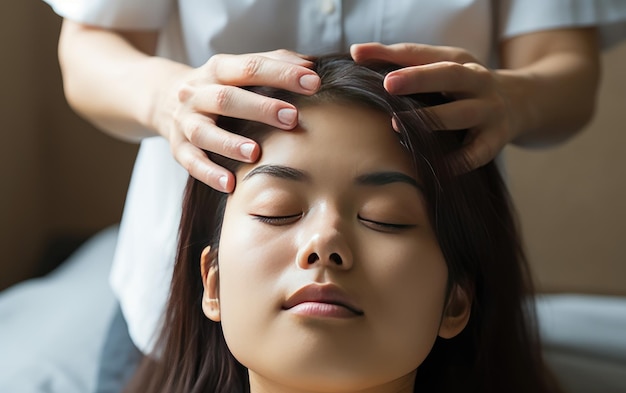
left=200, top=246, right=221, bottom=322
left=438, top=284, right=472, bottom=339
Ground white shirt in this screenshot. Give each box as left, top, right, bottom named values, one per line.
left=42, top=0, right=626, bottom=353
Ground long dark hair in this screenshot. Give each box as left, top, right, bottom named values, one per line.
left=125, top=55, right=560, bottom=393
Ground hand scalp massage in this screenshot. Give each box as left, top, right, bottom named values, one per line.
left=3, top=1, right=625, bottom=392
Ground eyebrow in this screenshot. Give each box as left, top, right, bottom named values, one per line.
left=243, top=164, right=422, bottom=191
left=355, top=172, right=423, bottom=192
left=243, top=165, right=309, bottom=182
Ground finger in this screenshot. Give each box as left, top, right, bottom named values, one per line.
left=179, top=84, right=299, bottom=129
left=384, top=61, right=490, bottom=96
left=172, top=139, right=236, bottom=192
left=455, top=128, right=505, bottom=171
left=178, top=113, right=261, bottom=162
left=205, top=53, right=320, bottom=94
left=259, top=48, right=316, bottom=66
left=351, top=42, right=476, bottom=67
left=422, top=98, right=488, bottom=131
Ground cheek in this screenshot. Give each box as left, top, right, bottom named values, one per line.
left=218, top=209, right=281, bottom=302
left=360, top=233, right=449, bottom=365
left=218, top=212, right=293, bottom=277
left=363, top=232, right=448, bottom=301
left=216, top=210, right=293, bottom=356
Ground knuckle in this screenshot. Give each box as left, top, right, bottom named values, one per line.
left=446, top=62, right=467, bottom=83
left=404, top=43, right=423, bottom=57
left=257, top=97, right=278, bottom=118
left=399, top=42, right=413, bottom=52
left=185, top=120, right=204, bottom=144
left=185, top=152, right=215, bottom=185
left=212, top=85, right=233, bottom=113
left=265, top=49, right=299, bottom=63
left=205, top=54, right=223, bottom=74
left=451, top=48, right=474, bottom=63
left=177, top=82, right=194, bottom=103
left=464, top=62, right=492, bottom=83
left=463, top=61, right=485, bottom=71
left=242, top=55, right=262, bottom=78
left=219, top=135, right=239, bottom=156
left=278, top=65, right=299, bottom=85
left=185, top=156, right=203, bottom=178
left=273, top=48, right=291, bottom=57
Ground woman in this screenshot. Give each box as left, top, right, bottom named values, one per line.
left=40, top=7, right=626, bottom=386
left=125, top=55, right=560, bottom=393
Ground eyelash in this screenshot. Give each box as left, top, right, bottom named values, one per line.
left=251, top=214, right=414, bottom=232
left=358, top=216, right=415, bottom=232
left=252, top=213, right=302, bottom=225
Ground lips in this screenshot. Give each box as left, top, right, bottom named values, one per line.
left=283, top=284, right=364, bottom=317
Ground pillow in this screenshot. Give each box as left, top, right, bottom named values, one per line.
left=537, top=294, right=626, bottom=393
left=0, top=226, right=119, bottom=393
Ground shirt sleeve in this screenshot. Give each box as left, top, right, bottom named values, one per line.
left=499, top=0, right=626, bottom=49
left=41, top=0, right=174, bottom=30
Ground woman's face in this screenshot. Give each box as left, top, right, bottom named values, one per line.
left=206, top=103, right=461, bottom=393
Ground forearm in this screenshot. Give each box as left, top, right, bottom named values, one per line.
left=58, top=20, right=191, bottom=142
left=498, top=28, right=600, bottom=148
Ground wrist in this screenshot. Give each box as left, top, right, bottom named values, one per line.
left=139, top=57, right=193, bottom=140
left=494, top=51, right=599, bottom=148
left=493, top=68, right=539, bottom=146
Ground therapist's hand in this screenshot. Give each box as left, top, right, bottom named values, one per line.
left=58, top=21, right=322, bottom=193
left=351, top=42, right=517, bottom=171
left=166, top=49, right=320, bottom=192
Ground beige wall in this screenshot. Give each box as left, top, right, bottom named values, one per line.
left=0, top=1, right=137, bottom=290
left=1, top=0, right=45, bottom=289
left=1, top=2, right=625, bottom=295
left=506, top=41, right=626, bottom=296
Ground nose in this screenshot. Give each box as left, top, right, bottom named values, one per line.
left=295, top=212, right=353, bottom=271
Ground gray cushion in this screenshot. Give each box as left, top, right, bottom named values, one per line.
left=537, top=294, right=626, bottom=393
left=0, top=226, right=118, bottom=393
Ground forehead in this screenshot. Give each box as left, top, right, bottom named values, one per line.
left=241, top=103, right=414, bottom=178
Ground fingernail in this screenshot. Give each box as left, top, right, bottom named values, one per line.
left=384, top=75, right=403, bottom=93
left=278, top=108, right=297, bottom=125
left=391, top=116, right=400, bottom=133
left=218, top=175, right=229, bottom=191
left=240, top=142, right=255, bottom=159
left=299, top=74, right=320, bottom=91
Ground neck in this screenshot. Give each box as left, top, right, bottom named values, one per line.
left=248, top=370, right=417, bottom=393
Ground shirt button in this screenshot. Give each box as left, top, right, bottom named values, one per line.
left=320, top=0, right=336, bottom=15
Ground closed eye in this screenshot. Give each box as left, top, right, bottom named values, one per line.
left=358, top=216, right=416, bottom=232
left=252, top=213, right=302, bottom=226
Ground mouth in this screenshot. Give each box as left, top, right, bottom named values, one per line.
left=282, top=284, right=364, bottom=318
